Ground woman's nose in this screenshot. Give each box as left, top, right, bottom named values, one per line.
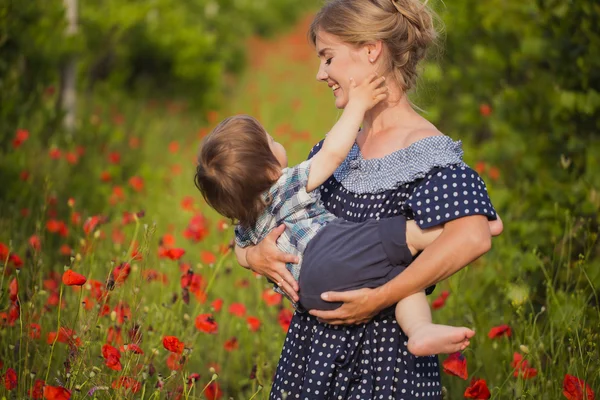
left=316, top=65, right=328, bottom=81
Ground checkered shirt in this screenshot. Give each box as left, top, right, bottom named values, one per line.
left=235, top=160, right=336, bottom=305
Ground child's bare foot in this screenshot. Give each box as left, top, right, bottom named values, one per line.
left=407, top=324, right=475, bottom=356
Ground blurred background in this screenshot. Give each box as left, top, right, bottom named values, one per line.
left=0, top=0, right=598, bottom=399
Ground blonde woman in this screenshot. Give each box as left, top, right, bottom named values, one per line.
left=236, top=0, right=502, bottom=398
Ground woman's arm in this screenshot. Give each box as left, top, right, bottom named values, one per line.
left=309, top=215, right=491, bottom=325
left=234, top=224, right=300, bottom=302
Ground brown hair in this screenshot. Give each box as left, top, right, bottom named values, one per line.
left=194, top=115, right=281, bottom=228
left=309, top=0, right=439, bottom=93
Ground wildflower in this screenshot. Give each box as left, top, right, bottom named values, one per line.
left=59, top=245, right=72, bottom=256
left=228, top=303, right=246, bottom=317
left=464, top=377, right=491, bottom=399
left=479, top=103, right=492, bottom=117
left=163, top=336, right=185, bottom=354
left=120, top=343, right=144, bottom=354
left=9, top=278, right=18, bottom=301
left=62, top=270, right=87, bottom=286
left=43, top=385, right=71, bottom=400
left=47, top=327, right=81, bottom=347
left=49, top=147, right=62, bottom=159
left=102, top=344, right=122, bottom=371
left=442, top=352, right=468, bottom=380
left=29, top=379, right=45, bottom=399
left=112, top=262, right=131, bottom=285
left=224, top=337, right=238, bottom=351
left=488, top=324, right=511, bottom=339
left=167, top=353, right=184, bottom=371
left=201, top=250, right=216, bottom=265
left=563, top=374, right=595, bottom=400
left=29, top=323, right=42, bottom=340
left=511, top=352, right=537, bottom=379
left=165, top=248, right=186, bottom=261
left=128, top=176, right=144, bottom=192
left=13, top=129, right=29, bottom=148
left=3, top=367, right=17, bottom=390
left=108, top=152, right=121, bottom=164
left=431, top=290, right=450, bottom=310
left=83, top=215, right=104, bottom=235
left=195, top=314, right=218, bottom=334
left=168, top=141, right=179, bottom=153
left=183, top=214, right=209, bottom=242
left=211, top=298, right=223, bottom=312
left=246, top=316, right=261, bottom=332
left=100, top=171, right=112, bottom=182
left=205, top=381, right=222, bottom=400
left=29, top=235, right=41, bottom=251
left=112, top=377, right=141, bottom=393
left=278, top=309, right=293, bottom=332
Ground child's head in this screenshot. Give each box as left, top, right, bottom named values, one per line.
left=194, top=114, right=286, bottom=228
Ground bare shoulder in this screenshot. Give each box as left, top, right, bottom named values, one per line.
left=405, top=127, right=444, bottom=147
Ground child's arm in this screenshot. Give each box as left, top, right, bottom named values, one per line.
left=406, top=214, right=504, bottom=255
left=306, top=73, right=387, bottom=192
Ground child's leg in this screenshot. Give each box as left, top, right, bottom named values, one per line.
left=395, top=291, right=475, bottom=356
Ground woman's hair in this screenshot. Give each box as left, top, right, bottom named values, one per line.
left=309, top=0, right=439, bottom=93
left=194, top=115, right=281, bottom=228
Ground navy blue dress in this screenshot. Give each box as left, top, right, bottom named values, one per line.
left=270, top=136, right=497, bottom=400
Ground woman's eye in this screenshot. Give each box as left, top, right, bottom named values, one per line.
left=325, top=58, right=332, bottom=65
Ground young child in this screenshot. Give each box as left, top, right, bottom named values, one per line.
left=194, top=73, right=496, bottom=356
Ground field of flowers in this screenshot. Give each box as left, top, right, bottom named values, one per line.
left=1, top=10, right=599, bottom=400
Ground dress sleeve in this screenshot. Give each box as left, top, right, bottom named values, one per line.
left=307, top=139, right=324, bottom=160
left=406, top=165, right=497, bottom=229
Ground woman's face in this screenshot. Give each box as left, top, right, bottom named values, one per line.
left=315, top=31, right=372, bottom=109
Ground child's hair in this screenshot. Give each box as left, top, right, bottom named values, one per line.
left=194, top=115, right=282, bottom=228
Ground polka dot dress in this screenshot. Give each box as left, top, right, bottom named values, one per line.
left=270, top=137, right=497, bottom=400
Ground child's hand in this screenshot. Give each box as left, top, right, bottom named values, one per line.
left=347, top=73, right=388, bottom=112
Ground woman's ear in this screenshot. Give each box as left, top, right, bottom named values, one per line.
left=366, top=41, right=384, bottom=63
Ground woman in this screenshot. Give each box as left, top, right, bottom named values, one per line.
left=236, top=0, right=501, bottom=398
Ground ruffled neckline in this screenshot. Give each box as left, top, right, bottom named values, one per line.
left=332, top=135, right=465, bottom=194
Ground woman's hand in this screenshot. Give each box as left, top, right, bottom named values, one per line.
left=308, top=287, right=383, bottom=325
left=246, top=224, right=300, bottom=302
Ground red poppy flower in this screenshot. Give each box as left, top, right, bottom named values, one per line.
left=102, top=344, right=122, bottom=371
left=563, top=374, right=595, bottom=400
left=4, top=367, right=17, bottom=390
left=163, top=336, right=185, bottom=354
left=442, top=352, right=468, bottom=380
left=43, top=385, right=71, bottom=400
left=49, top=147, right=62, bottom=159
left=201, top=250, right=216, bottom=265
left=9, top=278, right=18, bottom=302
left=107, top=326, right=124, bottom=346
left=100, top=171, right=112, bottom=182
left=165, top=248, right=186, bottom=261
left=246, top=316, right=261, bottom=332
left=120, top=343, right=144, bottom=354
left=62, top=270, right=87, bottom=286
left=83, top=215, right=103, bottom=235
left=261, top=289, right=282, bottom=306
left=9, top=253, right=23, bottom=268
left=128, top=176, right=144, bottom=192
left=431, top=290, right=450, bottom=310
left=464, top=377, right=491, bottom=399
left=108, top=151, right=121, bottom=164
left=224, top=337, right=238, bottom=351
left=511, top=353, right=537, bottom=379
left=211, top=298, right=223, bottom=312
left=228, top=303, right=246, bottom=317
left=112, top=377, right=141, bottom=393
left=29, top=323, right=42, bottom=339
left=479, top=103, right=492, bottom=117
left=204, top=381, right=222, bottom=400
left=278, top=308, right=293, bottom=332
left=168, top=141, right=180, bottom=153
left=65, top=152, right=78, bottom=164
left=59, top=245, right=72, bottom=256
left=195, top=314, right=218, bottom=334
left=29, top=235, right=41, bottom=251
left=13, top=128, right=29, bottom=148
left=166, top=353, right=184, bottom=371
left=489, top=166, right=500, bottom=181
left=112, top=262, right=131, bottom=284
left=29, top=379, right=45, bottom=399
left=114, top=302, right=131, bottom=325
left=183, top=214, right=209, bottom=242
left=488, top=324, right=511, bottom=339
left=47, top=327, right=81, bottom=347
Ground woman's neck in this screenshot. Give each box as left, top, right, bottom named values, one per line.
left=360, top=94, right=417, bottom=142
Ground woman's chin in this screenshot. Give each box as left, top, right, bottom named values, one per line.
left=334, top=98, right=348, bottom=109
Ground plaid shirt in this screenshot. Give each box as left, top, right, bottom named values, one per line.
left=235, top=160, right=336, bottom=306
